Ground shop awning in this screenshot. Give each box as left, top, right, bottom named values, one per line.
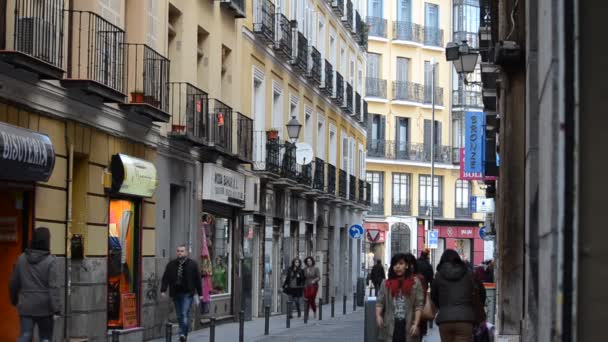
left=0, top=122, right=55, bottom=182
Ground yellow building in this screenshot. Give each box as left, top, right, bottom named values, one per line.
left=364, top=0, right=485, bottom=268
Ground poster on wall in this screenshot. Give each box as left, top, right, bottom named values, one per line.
left=121, top=293, right=138, bottom=329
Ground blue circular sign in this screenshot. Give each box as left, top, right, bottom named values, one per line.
left=479, top=226, right=495, bottom=241
left=349, top=224, right=364, bottom=239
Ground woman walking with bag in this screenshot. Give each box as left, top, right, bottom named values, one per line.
left=431, top=249, right=485, bottom=342
left=376, top=253, right=425, bottom=342
left=303, top=256, right=320, bottom=319
left=283, top=258, right=305, bottom=318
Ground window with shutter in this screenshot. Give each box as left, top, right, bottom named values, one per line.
left=396, top=57, right=409, bottom=82
left=397, top=0, right=411, bottom=22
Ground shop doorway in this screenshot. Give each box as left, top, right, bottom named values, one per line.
left=390, top=223, right=412, bottom=255
left=0, top=189, right=32, bottom=341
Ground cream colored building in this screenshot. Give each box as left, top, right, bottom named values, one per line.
left=364, top=0, right=485, bottom=268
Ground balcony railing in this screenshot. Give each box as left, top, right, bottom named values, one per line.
left=419, top=201, right=444, bottom=217
left=366, top=77, right=387, bottom=98
left=368, top=140, right=453, bottom=164
left=168, top=82, right=209, bottom=144
left=358, top=14, right=368, bottom=48
left=253, top=0, right=275, bottom=44
left=423, top=26, right=444, bottom=47
left=313, top=158, right=325, bottom=191
left=274, top=13, right=292, bottom=59
left=333, top=72, right=344, bottom=105
left=343, top=0, right=353, bottom=29
left=331, top=0, right=344, bottom=17
left=2, top=0, right=65, bottom=78
left=367, top=16, right=387, bottom=38
left=327, top=163, right=337, bottom=196
left=63, top=10, right=125, bottom=102
left=456, top=206, right=473, bottom=218
left=339, top=169, right=348, bottom=198
left=308, top=46, right=322, bottom=87
left=355, top=92, right=362, bottom=118
left=236, top=113, right=253, bottom=162
left=219, top=0, right=246, bottom=18
left=452, top=147, right=461, bottom=165
left=362, top=101, right=369, bottom=125
left=393, top=21, right=423, bottom=43
left=344, top=82, right=353, bottom=113
left=253, top=131, right=280, bottom=173
left=123, top=43, right=170, bottom=119
left=369, top=200, right=384, bottom=216
left=358, top=179, right=365, bottom=203
left=349, top=175, right=356, bottom=201
left=208, top=99, right=233, bottom=153
left=293, top=31, right=308, bottom=72
left=367, top=139, right=386, bottom=158
left=424, top=85, right=444, bottom=106
left=452, top=90, right=483, bottom=108
left=393, top=81, right=424, bottom=102
left=392, top=202, right=412, bottom=216
left=454, top=31, right=479, bottom=49
left=298, top=163, right=313, bottom=187
left=322, top=60, right=334, bottom=96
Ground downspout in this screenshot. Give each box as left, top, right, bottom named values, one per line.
left=64, top=126, right=74, bottom=341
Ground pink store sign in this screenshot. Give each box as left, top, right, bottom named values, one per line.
left=435, top=225, right=480, bottom=239
left=459, top=148, right=497, bottom=181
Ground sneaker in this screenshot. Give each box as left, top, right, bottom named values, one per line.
left=179, top=335, right=186, bottom=342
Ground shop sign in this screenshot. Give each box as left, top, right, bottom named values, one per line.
left=0, top=122, right=55, bottom=182
left=111, top=154, right=158, bottom=198
left=364, top=222, right=388, bottom=232
left=476, top=197, right=495, bottom=213
left=202, top=163, right=245, bottom=207
left=437, top=225, right=478, bottom=239
left=121, top=293, right=138, bottom=329
left=464, top=112, right=485, bottom=176
left=460, top=148, right=498, bottom=181
left=366, top=230, right=386, bottom=243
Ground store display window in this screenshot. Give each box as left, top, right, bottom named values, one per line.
left=202, top=213, right=231, bottom=296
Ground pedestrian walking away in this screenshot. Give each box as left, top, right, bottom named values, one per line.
left=370, top=259, right=386, bottom=296
left=303, top=256, right=321, bottom=319
left=161, top=245, right=203, bottom=342
left=416, top=249, right=434, bottom=290
left=9, top=227, right=61, bottom=342
left=283, top=257, right=305, bottom=318
left=431, top=249, right=486, bottom=342
left=375, top=253, right=424, bottom=342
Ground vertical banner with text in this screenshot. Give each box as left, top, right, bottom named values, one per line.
left=464, top=112, right=486, bottom=175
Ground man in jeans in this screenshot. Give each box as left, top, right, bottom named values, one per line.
left=161, top=245, right=202, bottom=342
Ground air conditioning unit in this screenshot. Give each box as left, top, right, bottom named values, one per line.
left=244, top=175, right=261, bottom=212
left=17, top=17, right=58, bottom=64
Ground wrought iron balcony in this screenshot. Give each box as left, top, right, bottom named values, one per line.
left=452, top=90, right=483, bottom=108
left=121, top=43, right=171, bottom=122
left=308, top=47, right=322, bottom=87
left=274, top=13, right=292, bottom=60
left=321, top=60, right=334, bottom=96
left=168, top=82, right=209, bottom=145
left=219, top=0, right=246, bottom=18
left=343, top=0, right=353, bottom=30
left=365, top=182, right=372, bottom=206
left=253, top=131, right=281, bottom=174
left=369, top=199, right=384, bottom=216
left=293, top=31, right=308, bottom=73
left=355, top=92, right=362, bottom=118
left=352, top=10, right=362, bottom=36
left=419, top=201, right=444, bottom=218
left=0, top=0, right=65, bottom=79
left=298, top=163, right=313, bottom=187
left=423, top=85, right=444, bottom=106
left=62, top=10, right=125, bottom=103
left=253, top=0, right=275, bottom=44
left=339, top=169, right=348, bottom=198
left=423, top=26, right=444, bottom=47
left=331, top=0, right=344, bottom=17
left=454, top=31, right=479, bottom=49
left=236, top=113, right=253, bottom=162
left=366, top=77, right=387, bottom=98
left=281, top=141, right=298, bottom=180
left=327, top=163, right=337, bottom=196
left=452, top=147, right=461, bottom=165
left=367, top=16, right=387, bottom=38
left=358, top=179, right=365, bottom=203
left=393, top=21, right=423, bottom=43
left=208, top=99, right=233, bottom=153
left=393, top=81, right=424, bottom=103
left=343, top=82, right=353, bottom=114
left=368, top=140, right=454, bottom=164
left=367, top=139, right=386, bottom=158
left=349, top=175, right=356, bottom=201
left=361, top=101, right=369, bottom=125
left=456, top=206, right=473, bottom=218
left=333, top=72, right=344, bottom=105
left=392, top=202, right=412, bottom=216
left=313, top=158, right=325, bottom=191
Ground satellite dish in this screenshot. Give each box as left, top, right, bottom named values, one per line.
left=295, top=143, right=313, bottom=165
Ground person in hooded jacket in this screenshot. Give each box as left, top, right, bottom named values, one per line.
left=431, top=249, right=482, bottom=342
left=9, top=227, right=61, bottom=342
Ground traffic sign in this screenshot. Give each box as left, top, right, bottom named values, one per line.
left=479, top=226, right=495, bottom=241
left=349, top=224, right=364, bottom=239
left=476, top=198, right=495, bottom=213
left=428, top=230, right=439, bottom=249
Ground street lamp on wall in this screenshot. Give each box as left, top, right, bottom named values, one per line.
left=446, top=40, right=481, bottom=84
left=286, top=116, right=302, bottom=143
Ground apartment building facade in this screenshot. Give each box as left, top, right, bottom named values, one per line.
left=363, top=0, right=485, bottom=269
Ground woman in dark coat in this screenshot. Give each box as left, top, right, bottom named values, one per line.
left=283, top=258, right=305, bottom=318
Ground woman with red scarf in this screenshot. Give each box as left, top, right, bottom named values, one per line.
left=376, top=253, right=425, bottom=342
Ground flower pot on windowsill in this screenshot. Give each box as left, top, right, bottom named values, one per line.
left=130, top=91, right=145, bottom=103
left=266, top=130, right=279, bottom=141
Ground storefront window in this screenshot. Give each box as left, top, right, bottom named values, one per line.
left=108, top=199, right=140, bottom=329
left=203, top=213, right=231, bottom=296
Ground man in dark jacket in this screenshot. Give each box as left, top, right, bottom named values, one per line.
left=416, top=248, right=434, bottom=288
left=161, top=245, right=202, bottom=342
left=9, top=227, right=61, bottom=342
left=369, top=259, right=385, bottom=296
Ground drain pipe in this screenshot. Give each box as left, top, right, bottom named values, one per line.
left=64, top=126, right=74, bottom=341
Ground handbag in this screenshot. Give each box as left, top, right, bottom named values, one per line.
left=421, top=292, right=437, bottom=320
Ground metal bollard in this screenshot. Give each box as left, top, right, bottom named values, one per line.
left=331, top=296, right=335, bottom=317
left=111, top=330, right=119, bottom=342
left=353, top=293, right=357, bottom=311
left=209, top=317, right=216, bottom=342
left=239, top=310, right=245, bottom=342
left=165, top=323, right=172, bottom=342
left=343, top=295, right=347, bottom=315
left=369, top=286, right=373, bottom=297
left=286, top=301, right=292, bottom=328
left=303, top=298, right=309, bottom=324
left=318, top=298, right=323, bottom=320
left=264, top=306, right=270, bottom=335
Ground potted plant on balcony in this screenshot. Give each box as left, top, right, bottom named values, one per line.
left=266, top=128, right=279, bottom=141
left=130, top=89, right=145, bottom=104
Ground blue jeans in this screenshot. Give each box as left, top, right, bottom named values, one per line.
left=19, top=316, right=54, bottom=342
left=173, top=293, right=194, bottom=336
